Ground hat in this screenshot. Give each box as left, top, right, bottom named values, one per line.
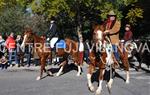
left=125, top=24, right=131, bottom=28
left=51, top=16, right=56, bottom=21
left=108, top=10, right=116, bottom=16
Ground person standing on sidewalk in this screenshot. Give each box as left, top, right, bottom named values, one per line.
left=5, top=32, right=19, bottom=67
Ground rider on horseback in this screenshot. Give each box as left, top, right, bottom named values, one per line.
left=46, top=16, right=63, bottom=50
left=123, top=24, right=135, bottom=58
left=123, top=24, right=133, bottom=42
left=103, top=10, right=121, bottom=63
left=46, top=16, right=65, bottom=64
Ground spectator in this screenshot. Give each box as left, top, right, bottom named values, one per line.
left=0, top=35, right=8, bottom=69
left=5, top=32, right=19, bottom=67
left=123, top=24, right=133, bottom=42
left=25, top=45, right=32, bottom=67
left=16, top=35, right=23, bottom=67
left=0, top=51, right=8, bottom=69
left=16, top=35, right=22, bottom=46
left=79, top=33, right=84, bottom=65
left=84, top=39, right=90, bottom=65
left=0, top=35, right=5, bottom=52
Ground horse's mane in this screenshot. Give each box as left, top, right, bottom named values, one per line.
left=93, top=25, right=105, bottom=32
left=65, top=37, right=78, bottom=43
left=24, top=29, right=45, bottom=43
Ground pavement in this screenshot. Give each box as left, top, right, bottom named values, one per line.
left=0, top=63, right=149, bottom=95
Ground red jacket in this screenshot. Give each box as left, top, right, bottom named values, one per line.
left=124, top=31, right=133, bottom=41
left=5, top=36, right=16, bottom=49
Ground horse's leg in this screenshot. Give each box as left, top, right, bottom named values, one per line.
left=56, top=60, right=67, bottom=76
left=77, top=64, right=82, bottom=76
left=56, top=66, right=64, bottom=76
left=21, top=56, right=24, bottom=66
left=87, top=64, right=95, bottom=92
left=43, top=56, right=53, bottom=76
left=137, top=56, right=142, bottom=71
left=77, top=52, right=84, bottom=76
left=122, top=53, right=130, bottom=84
left=95, top=68, right=105, bottom=95
left=107, top=68, right=115, bottom=94
left=36, top=58, right=47, bottom=80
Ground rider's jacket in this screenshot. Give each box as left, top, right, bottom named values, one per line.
left=104, top=20, right=121, bottom=45
left=50, top=22, right=57, bottom=37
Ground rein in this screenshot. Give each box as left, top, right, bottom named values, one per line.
left=108, top=31, right=119, bottom=36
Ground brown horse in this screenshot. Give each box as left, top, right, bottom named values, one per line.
left=56, top=38, right=83, bottom=77
left=87, top=25, right=130, bottom=95
left=21, top=29, right=83, bottom=80
left=21, top=30, right=53, bottom=80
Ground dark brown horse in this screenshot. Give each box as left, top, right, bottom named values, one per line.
left=87, top=25, right=130, bottom=95
left=21, top=29, right=83, bottom=80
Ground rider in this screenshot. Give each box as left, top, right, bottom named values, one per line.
left=46, top=16, right=60, bottom=49
left=103, top=10, right=121, bottom=62
left=123, top=24, right=134, bottom=58
left=123, top=24, right=133, bottom=42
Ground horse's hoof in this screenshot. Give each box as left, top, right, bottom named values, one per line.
left=56, top=73, right=61, bottom=77
left=88, top=85, right=95, bottom=92
left=135, top=68, right=139, bottom=71
left=36, top=76, right=41, bottom=81
left=47, top=72, right=54, bottom=77
left=76, top=73, right=81, bottom=77
left=106, top=84, right=111, bottom=94
left=126, top=80, right=130, bottom=84
left=48, top=74, right=54, bottom=77
left=107, top=79, right=113, bottom=90
left=95, top=90, right=102, bottom=95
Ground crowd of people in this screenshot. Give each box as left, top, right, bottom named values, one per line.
left=0, top=32, right=37, bottom=70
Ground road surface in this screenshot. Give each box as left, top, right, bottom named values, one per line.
left=0, top=64, right=149, bottom=95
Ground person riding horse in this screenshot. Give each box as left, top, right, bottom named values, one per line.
left=103, top=10, right=121, bottom=62
left=46, top=17, right=62, bottom=49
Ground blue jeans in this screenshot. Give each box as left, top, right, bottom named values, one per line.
left=26, top=53, right=32, bottom=66
left=84, top=50, right=90, bottom=64
left=8, top=49, right=18, bottom=65
left=112, top=45, right=120, bottom=61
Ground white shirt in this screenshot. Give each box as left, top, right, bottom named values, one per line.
left=79, top=42, right=84, bottom=52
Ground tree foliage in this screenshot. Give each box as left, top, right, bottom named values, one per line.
left=0, top=6, right=25, bottom=35
left=0, top=4, right=48, bottom=35
left=27, top=0, right=143, bottom=28
left=0, top=0, right=144, bottom=37
left=126, top=7, right=143, bottom=25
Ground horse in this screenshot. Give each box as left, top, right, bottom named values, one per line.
left=21, top=29, right=83, bottom=80
left=55, top=38, right=83, bottom=77
left=86, top=25, right=130, bottom=95
left=21, top=30, right=53, bottom=80
left=127, top=39, right=150, bottom=71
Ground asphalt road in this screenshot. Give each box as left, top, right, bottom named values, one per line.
left=0, top=64, right=149, bottom=95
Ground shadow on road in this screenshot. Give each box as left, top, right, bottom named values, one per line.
left=91, top=69, right=126, bottom=84
left=48, top=63, right=79, bottom=75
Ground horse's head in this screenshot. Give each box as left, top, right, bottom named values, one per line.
left=93, top=25, right=105, bottom=43
left=21, top=29, right=34, bottom=47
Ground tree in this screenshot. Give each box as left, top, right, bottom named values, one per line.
left=0, top=0, right=144, bottom=38
left=25, top=14, right=49, bottom=35
left=28, top=0, right=143, bottom=31
left=0, top=2, right=48, bottom=36
left=0, top=6, right=25, bottom=35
